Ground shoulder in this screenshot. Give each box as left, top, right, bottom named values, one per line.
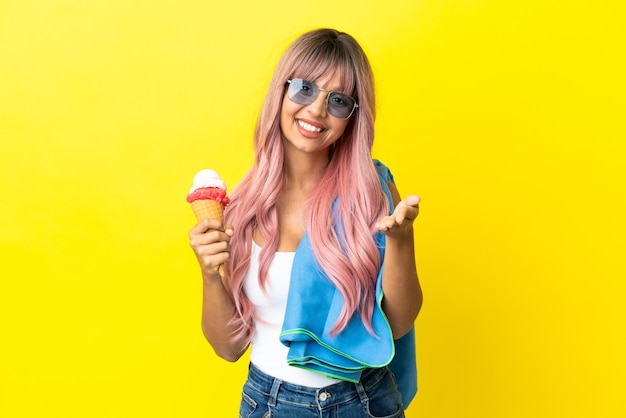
left=372, top=160, right=401, bottom=209
left=373, top=159, right=395, bottom=185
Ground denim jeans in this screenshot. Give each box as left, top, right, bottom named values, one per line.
left=239, top=363, right=405, bottom=418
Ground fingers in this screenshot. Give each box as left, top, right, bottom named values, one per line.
left=394, top=195, right=420, bottom=224
left=189, top=219, right=234, bottom=275
left=376, top=195, right=421, bottom=233
left=190, top=218, right=226, bottom=235
left=404, top=195, right=421, bottom=207
left=195, top=242, right=231, bottom=268
left=375, top=215, right=398, bottom=231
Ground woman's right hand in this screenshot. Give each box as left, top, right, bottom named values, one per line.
left=189, top=219, right=234, bottom=280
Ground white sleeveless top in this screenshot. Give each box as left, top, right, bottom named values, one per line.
left=243, top=241, right=341, bottom=387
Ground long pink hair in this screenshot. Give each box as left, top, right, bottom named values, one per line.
left=224, top=29, right=389, bottom=342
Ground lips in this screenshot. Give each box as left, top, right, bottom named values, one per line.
left=297, top=119, right=324, bottom=133
left=296, top=120, right=324, bottom=133
left=295, top=119, right=327, bottom=139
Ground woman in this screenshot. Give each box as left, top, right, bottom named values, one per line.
left=189, top=28, right=422, bottom=418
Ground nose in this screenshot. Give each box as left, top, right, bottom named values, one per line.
left=305, top=91, right=328, bottom=117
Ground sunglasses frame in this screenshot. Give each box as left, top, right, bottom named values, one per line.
left=286, top=79, right=358, bottom=119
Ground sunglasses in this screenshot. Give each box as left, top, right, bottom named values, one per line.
left=286, top=78, right=358, bottom=119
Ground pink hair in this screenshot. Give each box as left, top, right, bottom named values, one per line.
left=224, top=29, right=389, bottom=342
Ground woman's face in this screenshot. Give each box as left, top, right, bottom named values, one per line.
left=280, top=71, right=351, bottom=158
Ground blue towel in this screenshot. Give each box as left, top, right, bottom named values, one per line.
left=280, top=161, right=418, bottom=408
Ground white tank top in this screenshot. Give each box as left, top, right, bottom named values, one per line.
left=243, top=241, right=341, bottom=387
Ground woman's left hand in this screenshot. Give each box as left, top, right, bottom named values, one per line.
left=375, top=195, right=420, bottom=237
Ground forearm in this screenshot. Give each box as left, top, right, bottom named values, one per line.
left=200, top=273, right=249, bottom=362
left=381, top=231, right=423, bottom=339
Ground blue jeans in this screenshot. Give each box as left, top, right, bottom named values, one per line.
left=239, top=363, right=405, bottom=418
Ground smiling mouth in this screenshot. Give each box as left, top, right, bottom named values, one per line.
left=297, top=119, right=324, bottom=133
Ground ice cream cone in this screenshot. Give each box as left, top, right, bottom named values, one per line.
left=190, top=199, right=224, bottom=222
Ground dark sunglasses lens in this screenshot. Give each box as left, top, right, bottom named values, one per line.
left=288, top=79, right=318, bottom=105
left=327, top=93, right=355, bottom=119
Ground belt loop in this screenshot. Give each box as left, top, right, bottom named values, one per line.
left=355, top=380, right=369, bottom=404
left=268, top=377, right=282, bottom=408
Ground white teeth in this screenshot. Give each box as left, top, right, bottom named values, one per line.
left=298, top=120, right=323, bottom=133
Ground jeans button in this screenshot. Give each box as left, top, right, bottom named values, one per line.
left=318, top=391, right=331, bottom=402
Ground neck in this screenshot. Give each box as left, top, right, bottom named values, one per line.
left=282, top=149, right=329, bottom=192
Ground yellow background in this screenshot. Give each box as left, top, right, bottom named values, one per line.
left=1, top=0, right=624, bottom=417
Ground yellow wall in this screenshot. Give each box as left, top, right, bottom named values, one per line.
left=1, top=1, right=624, bottom=417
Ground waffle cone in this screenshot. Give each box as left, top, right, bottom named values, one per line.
left=190, top=199, right=224, bottom=222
